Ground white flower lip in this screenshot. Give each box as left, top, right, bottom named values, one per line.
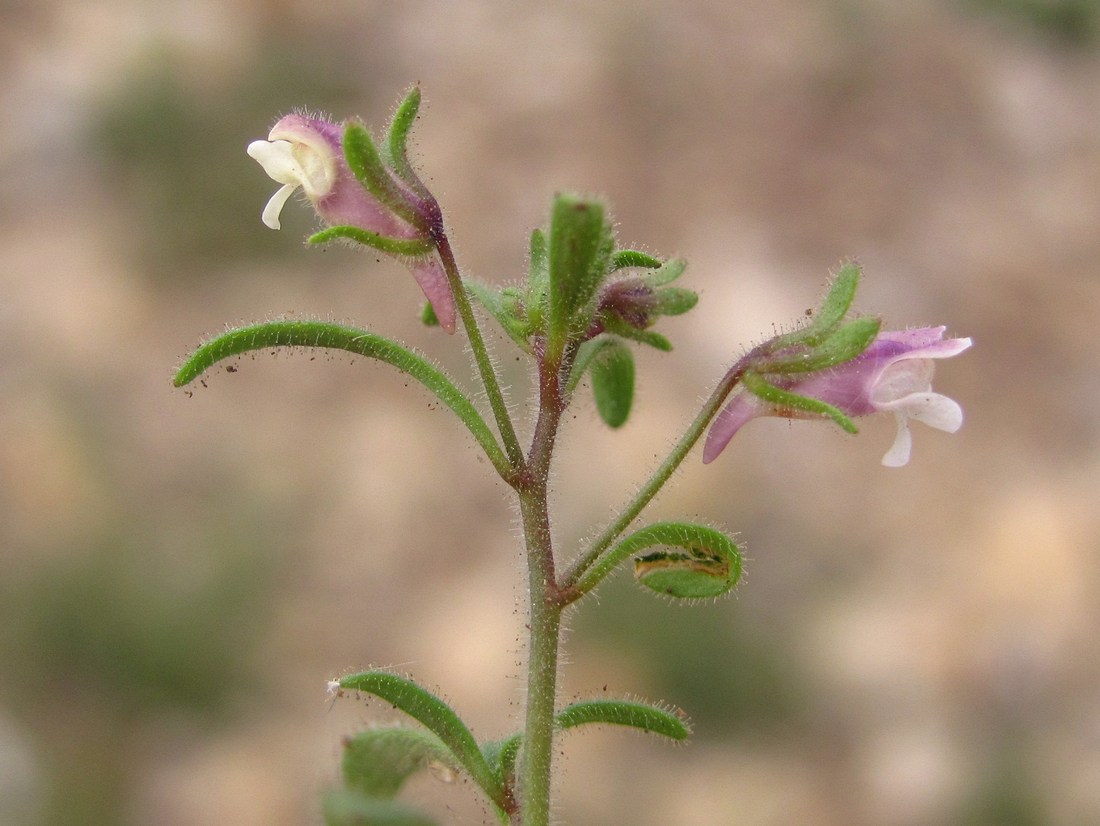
left=247, top=131, right=337, bottom=230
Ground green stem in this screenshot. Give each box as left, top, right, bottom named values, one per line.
left=430, top=208, right=525, bottom=472
left=559, top=365, right=746, bottom=599
left=514, top=353, right=570, bottom=826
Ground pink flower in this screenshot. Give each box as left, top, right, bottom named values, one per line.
left=703, top=327, right=972, bottom=467
left=247, top=114, right=455, bottom=333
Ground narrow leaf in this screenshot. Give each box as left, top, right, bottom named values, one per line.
left=338, top=671, right=504, bottom=806
left=174, top=320, right=510, bottom=478
left=546, top=194, right=610, bottom=357
left=576, top=521, right=742, bottom=599
left=610, top=249, right=663, bottom=271
left=742, top=371, right=858, bottom=434
left=556, top=699, right=690, bottom=741
left=590, top=340, right=635, bottom=428
left=310, top=225, right=433, bottom=257
left=342, top=728, right=457, bottom=799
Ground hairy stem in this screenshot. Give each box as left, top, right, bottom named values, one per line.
left=429, top=203, right=525, bottom=472
left=559, top=364, right=746, bottom=599
left=515, top=353, right=570, bottom=825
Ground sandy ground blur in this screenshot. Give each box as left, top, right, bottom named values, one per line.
left=2, top=1, right=1099, bottom=824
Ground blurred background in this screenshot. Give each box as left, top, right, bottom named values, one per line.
left=2, top=1, right=1099, bottom=823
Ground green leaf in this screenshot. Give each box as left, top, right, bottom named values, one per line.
left=546, top=194, right=612, bottom=357
left=173, top=320, right=510, bottom=479
left=575, top=521, right=742, bottom=598
left=610, top=249, right=663, bottom=271
left=741, top=371, right=858, bottom=434
left=309, top=226, right=433, bottom=257
left=323, top=789, right=437, bottom=826
left=384, top=86, right=422, bottom=185
left=343, top=121, right=422, bottom=229
left=342, top=728, right=457, bottom=799
left=556, top=699, right=690, bottom=741
left=590, top=340, right=635, bottom=428
left=648, top=257, right=688, bottom=286
left=338, top=671, right=504, bottom=807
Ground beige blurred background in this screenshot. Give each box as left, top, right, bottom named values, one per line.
left=2, top=1, right=1099, bottom=824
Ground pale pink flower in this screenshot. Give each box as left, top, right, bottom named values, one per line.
left=703, top=327, right=972, bottom=467
left=247, top=114, right=455, bottom=333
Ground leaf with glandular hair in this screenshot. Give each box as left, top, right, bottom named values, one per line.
left=609, top=249, right=663, bottom=272
left=173, top=320, right=510, bottom=479
left=546, top=194, right=613, bottom=357
left=337, top=671, right=505, bottom=808
left=556, top=699, right=690, bottom=741
left=589, top=340, right=635, bottom=428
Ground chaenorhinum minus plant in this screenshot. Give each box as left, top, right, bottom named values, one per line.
left=175, top=87, right=972, bottom=825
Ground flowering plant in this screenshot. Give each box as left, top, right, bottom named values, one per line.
left=175, top=87, right=970, bottom=825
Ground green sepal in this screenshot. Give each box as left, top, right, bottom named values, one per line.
left=575, top=521, right=742, bottom=598
left=309, top=226, right=433, bottom=257
left=323, top=789, right=437, bottom=826
left=765, top=316, right=880, bottom=374
left=742, top=371, right=858, bottom=434
left=384, top=86, right=422, bottom=186
left=774, top=262, right=861, bottom=349
left=338, top=671, right=505, bottom=807
left=610, top=249, right=663, bottom=271
left=589, top=340, right=635, bottom=428
left=556, top=699, right=690, bottom=741
left=465, top=280, right=531, bottom=351
left=648, top=257, right=688, bottom=286
left=343, top=121, right=422, bottom=229
left=173, top=320, right=510, bottom=479
left=601, top=315, right=673, bottom=352
left=546, top=194, right=613, bottom=357
left=342, top=728, right=457, bottom=799
left=651, top=287, right=698, bottom=316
